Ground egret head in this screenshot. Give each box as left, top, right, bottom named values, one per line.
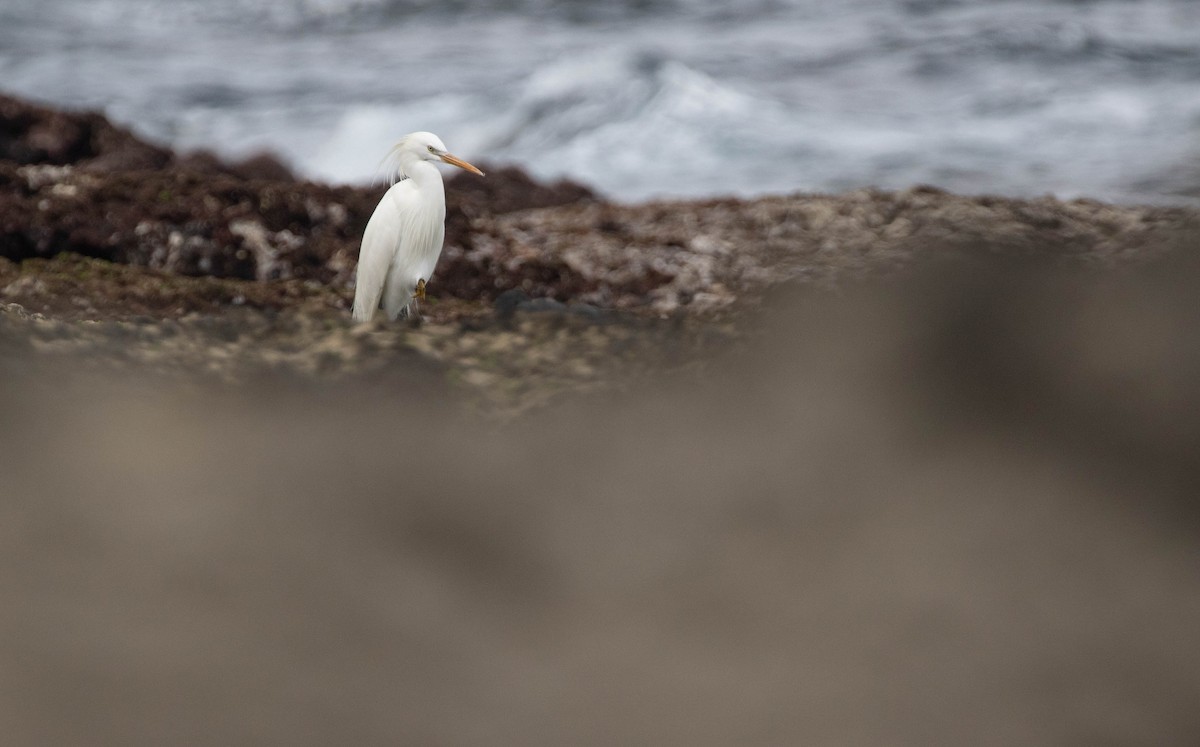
left=389, top=132, right=485, bottom=180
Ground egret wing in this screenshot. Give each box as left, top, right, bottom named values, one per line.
left=379, top=182, right=446, bottom=319
left=351, top=186, right=404, bottom=322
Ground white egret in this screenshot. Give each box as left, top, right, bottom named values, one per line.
left=352, top=132, right=484, bottom=322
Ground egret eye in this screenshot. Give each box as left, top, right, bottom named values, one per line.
left=428, top=145, right=436, bottom=153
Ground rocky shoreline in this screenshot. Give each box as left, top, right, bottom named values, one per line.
left=1, top=92, right=1196, bottom=411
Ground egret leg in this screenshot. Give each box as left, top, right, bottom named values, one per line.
left=382, top=265, right=417, bottom=321
left=413, top=278, right=427, bottom=300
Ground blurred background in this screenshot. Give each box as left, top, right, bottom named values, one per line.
left=3, top=0, right=1200, bottom=201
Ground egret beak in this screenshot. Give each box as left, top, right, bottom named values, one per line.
left=440, top=152, right=485, bottom=176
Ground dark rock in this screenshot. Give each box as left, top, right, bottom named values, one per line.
left=442, top=165, right=597, bottom=263
left=0, top=93, right=172, bottom=170
left=446, top=165, right=595, bottom=216
left=177, top=150, right=297, bottom=183
left=0, top=94, right=600, bottom=302
left=494, top=288, right=530, bottom=320
left=567, top=302, right=602, bottom=319
left=228, top=152, right=296, bottom=182
left=518, top=298, right=566, bottom=313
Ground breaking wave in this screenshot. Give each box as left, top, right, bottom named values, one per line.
left=6, top=0, right=1200, bottom=202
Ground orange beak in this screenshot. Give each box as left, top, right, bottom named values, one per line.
left=439, top=152, right=485, bottom=176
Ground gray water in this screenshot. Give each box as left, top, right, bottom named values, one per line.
left=3, top=0, right=1199, bottom=202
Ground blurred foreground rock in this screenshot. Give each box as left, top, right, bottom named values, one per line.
left=3, top=247, right=1200, bottom=745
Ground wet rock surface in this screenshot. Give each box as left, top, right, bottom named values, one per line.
left=0, top=92, right=1197, bottom=411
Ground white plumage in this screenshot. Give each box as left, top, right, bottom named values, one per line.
left=352, top=132, right=484, bottom=322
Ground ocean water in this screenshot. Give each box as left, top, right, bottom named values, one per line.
left=3, top=0, right=1199, bottom=203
